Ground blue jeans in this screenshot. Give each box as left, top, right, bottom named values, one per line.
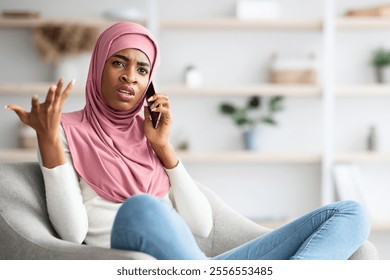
left=110, top=194, right=370, bottom=260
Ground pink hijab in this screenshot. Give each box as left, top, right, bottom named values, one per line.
left=61, top=22, right=170, bottom=203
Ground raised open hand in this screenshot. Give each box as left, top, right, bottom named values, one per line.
left=6, top=79, right=74, bottom=140
left=6, top=79, right=75, bottom=168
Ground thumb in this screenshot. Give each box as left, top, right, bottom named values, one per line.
left=6, top=105, right=29, bottom=124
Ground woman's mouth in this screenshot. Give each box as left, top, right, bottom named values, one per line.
left=116, top=86, right=135, bottom=102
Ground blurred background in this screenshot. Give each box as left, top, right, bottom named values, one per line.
left=0, top=0, right=389, bottom=258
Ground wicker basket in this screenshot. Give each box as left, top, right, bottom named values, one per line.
left=270, top=69, right=316, bottom=84
left=346, top=4, right=390, bottom=17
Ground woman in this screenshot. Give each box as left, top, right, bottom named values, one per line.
left=6, top=22, right=370, bottom=260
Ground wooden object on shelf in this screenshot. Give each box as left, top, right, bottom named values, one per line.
left=0, top=17, right=119, bottom=29
left=269, top=54, right=318, bottom=84
left=270, top=69, right=317, bottom=84
left=0, top=149, right=37, bottom=163
left=335, top=152, right=390, bottom=163
left=336, top=17, right=390, bottom=29
left=346, top=4, right=390, bottom=17
left=2, top=10, right=40, bottom=19
left=177, top=151, right=321, bottom=164
left=160, top=18, right=322, bottom=30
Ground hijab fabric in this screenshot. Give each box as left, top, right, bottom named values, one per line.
left=61, top=22, right=170, bottom=203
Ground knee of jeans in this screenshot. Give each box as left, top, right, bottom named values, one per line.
left=113, top=194, right=168, bottom=231
left=339, top=200, right=371, bottom=239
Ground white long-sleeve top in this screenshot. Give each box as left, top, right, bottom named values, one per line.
left=38, top=127, right=213, bottom=248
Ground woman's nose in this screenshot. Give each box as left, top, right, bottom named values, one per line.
left=120, top=71, right=137, bottom=84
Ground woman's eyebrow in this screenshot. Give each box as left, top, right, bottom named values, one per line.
left=138, top=61, right=150, bottom=68
left=112, top=54, right=150, bottom=68
left=113, top=54, right=129, bottom=61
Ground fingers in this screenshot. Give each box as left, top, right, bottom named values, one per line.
left=31, top=94, right=40, bottom=112
left=59, top=79, right=75, bottom=106
left=5, top=78, right=75, bottom=126
left=148, top=94, right=170, bottom=112
left=45, top=78, right=74, bottom=108
left=6, top=104, right=29, bottom=124
left=45, top=84, right=57, bottom=104
left=54, top=78, right=65, bottom=101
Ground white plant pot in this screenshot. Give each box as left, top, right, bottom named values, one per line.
left=381, top=66, right=390, bottom=83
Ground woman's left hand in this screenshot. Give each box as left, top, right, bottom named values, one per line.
left=144, top=93, right=178, bottom=168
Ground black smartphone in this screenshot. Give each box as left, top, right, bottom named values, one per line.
left=145, top=82, right=161, bottom=129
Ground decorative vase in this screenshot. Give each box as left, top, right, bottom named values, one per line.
left=243, top=127, right=260, bottom=151
left=375, top=66, right=390, bottom=83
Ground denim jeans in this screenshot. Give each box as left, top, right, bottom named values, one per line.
left=110, top=194, right=370, bottom=260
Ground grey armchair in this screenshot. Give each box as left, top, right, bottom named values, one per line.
left=0, top=162, right=378, bottom=260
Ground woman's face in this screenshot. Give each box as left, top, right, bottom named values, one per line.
left=101, top=48, right=151, bottom=111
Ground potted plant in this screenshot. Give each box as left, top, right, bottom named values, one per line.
left=219, top=95, right=284, bottom=150
left=372, top=48, right=390, bottom=83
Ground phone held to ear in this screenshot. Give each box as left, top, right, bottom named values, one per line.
left=145, top=82, right=161, bottom=129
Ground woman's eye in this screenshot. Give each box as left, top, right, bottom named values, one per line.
left=113, top=60, right=125, bottom=68
left=138, top=67, right=149, bottom=75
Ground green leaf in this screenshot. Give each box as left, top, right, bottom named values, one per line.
left=220, top=103, right=236, bottom=115
left=261, top=116, right=277, bottom=125
left=268, top=96, right=284, bottom=112
left=235, top=117, right=250, bottom=126
left=372, top=48, right=390, bottom=67
left=247, top=96, right=260, bottom=109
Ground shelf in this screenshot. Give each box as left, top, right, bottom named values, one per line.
left=0, top=83, right=321, bottom=97
left=0, top=149, right=320, bottom=164
left=4, top=149, right=390, bottom=165
left=0, top=17, right=120, bottom=29
left=337, top=17, right=390, bottom=30
left=335, top=84, right=390, bottom=97
left=0, top=17, right=322, bottom=31
left=4, top=15, right=390, bottom=32
left=0, top=149, right=37, bottom=163
left=3, top=16, right=390, bottom=32
left=160, top=18, right=323, bottom=30
left=177, top=151, right=321, bottom=164
left=335, top=152, right=390, bottom=163
left=371, top=220, right=390, bottom=231
left=0, top=83, right=85, bottom=97
left=5, top=83, right=390, bottom=98
left=160, top=84, right=321, bottom=97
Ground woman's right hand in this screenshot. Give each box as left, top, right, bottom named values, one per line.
left=7, top=79, right=74, bottom=139
left=6, top=79, right=75, bottom=168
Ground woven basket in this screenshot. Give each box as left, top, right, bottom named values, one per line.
left=346, top=4, right=390, bottom=17
left=270, top=69, right=316, bottom=84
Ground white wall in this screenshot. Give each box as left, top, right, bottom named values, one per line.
left=0, top=0, right=389, bottom=258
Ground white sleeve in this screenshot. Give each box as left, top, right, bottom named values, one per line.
left=38, top=126, right=88, bottom=244
left=165, top=161, right=213, bottom=238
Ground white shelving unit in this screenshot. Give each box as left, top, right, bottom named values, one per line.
left=160, top=18, right=322, bottom=30
left=1, top=0, right=390, bottom=231
left=0, top=83, right=321, bottom=97
left=336, top=16, right=390, bottom=29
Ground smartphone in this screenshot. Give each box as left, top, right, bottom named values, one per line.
left=145, top=82, right=161, bottom=129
